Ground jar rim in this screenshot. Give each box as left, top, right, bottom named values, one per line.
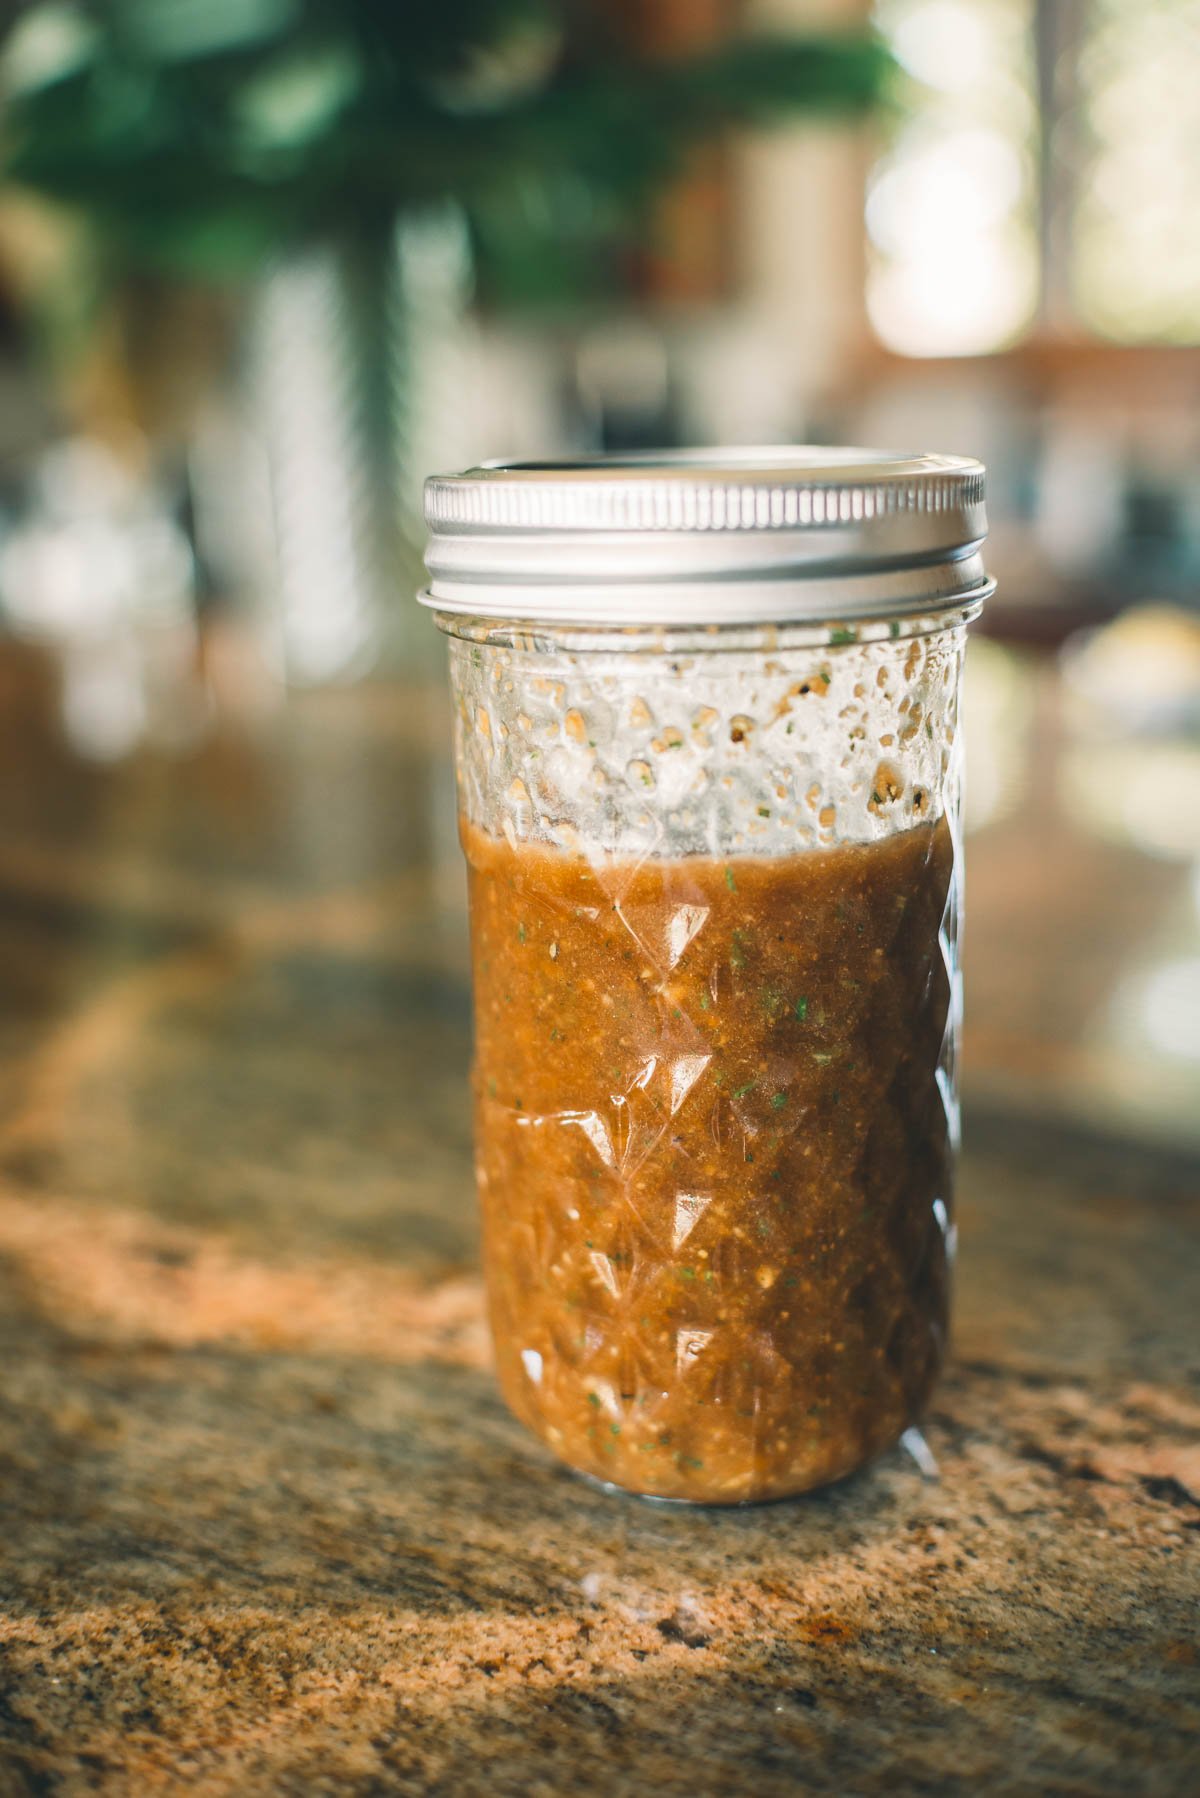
left=421, top=446, right=991, bottom=627
left=431, top=597, right=988, bottom=653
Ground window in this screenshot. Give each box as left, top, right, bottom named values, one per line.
left=868, top=0, right=1200, bottom=355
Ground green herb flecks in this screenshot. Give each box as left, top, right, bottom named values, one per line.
left=794, top=995, right=809, bottom=1021
left=771, top=1091, right=788, bottom=1110
left=732, top=1080, right=757, bottom=1100
left=724, top=865, right=737, bottom=892
left=830, top=626, right=857, bottom=647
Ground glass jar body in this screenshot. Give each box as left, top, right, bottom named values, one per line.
left=445, top=611, right=969, bottom=1503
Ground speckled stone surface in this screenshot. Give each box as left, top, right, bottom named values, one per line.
left=0, top=650, right=1196, bottom=1796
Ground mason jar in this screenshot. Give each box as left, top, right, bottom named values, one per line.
left=421, top=450, right=992, bottom=1504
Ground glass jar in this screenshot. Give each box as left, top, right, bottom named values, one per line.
left=421, top=450, right=992, bottom=1504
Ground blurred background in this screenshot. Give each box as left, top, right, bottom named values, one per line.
left=0, top=0, right=1197, bottom=1171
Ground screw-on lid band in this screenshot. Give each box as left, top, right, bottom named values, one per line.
left=421, top=447, right=991, bottom=625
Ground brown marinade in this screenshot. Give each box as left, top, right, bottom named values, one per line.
left=464, top=815, right=956, bottom=1503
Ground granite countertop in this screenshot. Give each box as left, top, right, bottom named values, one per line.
left=0, top=642, right=1196, bottom=1796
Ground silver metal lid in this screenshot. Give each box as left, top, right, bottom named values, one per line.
left=421, top=447, right=992, bottom=625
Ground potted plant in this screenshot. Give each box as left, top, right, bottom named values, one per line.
left=1, top=0, right=892, bottom=678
